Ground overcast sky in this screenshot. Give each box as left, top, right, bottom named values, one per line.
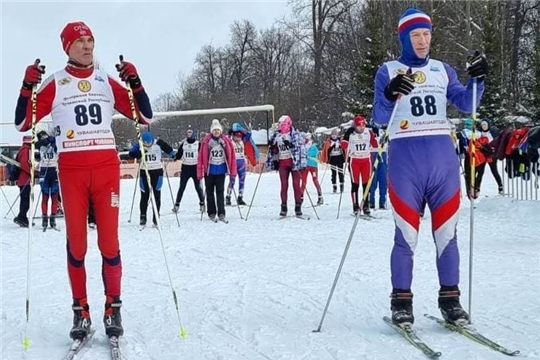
left=0, top=0, right=290, bottom=143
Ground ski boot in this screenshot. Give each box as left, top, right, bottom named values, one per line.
left=340, top=182, right=344, bottom=193
left=172, top=203, right=180, bottom=213
left=379, top=202, right=386, bottom=210
left=42, top=215, right=48, bottom=230
left=317, top=195, right=324, bottom=206
left=70, top=298, right=92, bottom=340
left=391, top=290, right=414, bottom=328
left=237, top=196, right=246, bottom=206
left=369, top=202, right=375, bottom=209
left=438, top=286, right=469, bottom=325
left=50, top=215, right=57, bottom=229
left=139, top=214, right=147, bottom=226
left=14, top=216, right=29, bottom=228
left=353, top=204, right=360, bottom=216
left=280, top=204, right=287, bottom=217
left=103, top=296, right=123, bottom=337
left=199, top=202, right=205, bottom=213
left=295, top=202, right=302, bottom=216
left=498, top=185, right=504, bottom=195
left=225, top=196, right=232, bottom=206
left=152, top=215, right=158, bottom=227
left=332, top=184, right=337, bottom=193
left=362, top=202, right=371, bottom=215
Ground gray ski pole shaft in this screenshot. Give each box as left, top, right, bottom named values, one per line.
left=245, top=161, right=265, bottom=221
left=121, top=54, right=186, bottom=337
left=163, top=160, right=180, bottom=227
left=304, top=186, right=320, bottom=220
left=231, top=186, right=244, bottom=219
left=336, top=164, right=346, bottom=219
left=468, top=78, right=478, bottom=322
left=313, top=207, right=363, bottom=332
left=0, top=185, right=16, bottom=217
left=127, top=162, right=141, bottom=223
left=4, top=185, right=23, bottom=218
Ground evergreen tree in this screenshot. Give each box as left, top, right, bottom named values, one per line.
left=479, top=0, right=505, bottom=123
left=352, top=0, right=386, bottom=117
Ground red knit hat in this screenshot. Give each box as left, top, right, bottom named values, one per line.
left=60, top=21, right=93, bottom=54
left=22, top=135, right=33, bottom=144
left=354, top=115, right=366, bottom=127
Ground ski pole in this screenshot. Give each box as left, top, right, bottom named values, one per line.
left=314, top=100, right=399, bottom=333
left=468, top=77, right=477, bottom=322
left=163, top=160, right=180, bottom=227
left=245, top=159, right=265, bottom=221
left=23, top=59, right=42, bottom=350
left=3, top=183, right=25, bottom=218
left=336, top=163, right=347, bottom=219
left=127, top=162, right=141, bottom=223
left=231, top=185, right=244, bottom=220
left=120, top=55, right=186, bottom=338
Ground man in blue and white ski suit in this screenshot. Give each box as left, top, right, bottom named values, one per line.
left=372, top=8, right=487, bottom=327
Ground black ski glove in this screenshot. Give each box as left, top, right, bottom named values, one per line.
left=467, top=50, right=488, bottom=80
left=384, top=74, right=415, bottom=101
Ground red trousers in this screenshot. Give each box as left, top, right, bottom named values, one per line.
left=59, top=153, right=121, bottom=300
left=348, top=158, right=371, bottom=208
left=348, top=158, right=371, bottom=185
left=300, top=166, right=322, bottom=196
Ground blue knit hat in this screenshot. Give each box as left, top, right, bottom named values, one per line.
left=142, top=131, right=154, bottom=144
left=398, top=8, right=432, bottom=66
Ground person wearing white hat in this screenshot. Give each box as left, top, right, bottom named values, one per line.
left=197, top=119, right=237, bottom=222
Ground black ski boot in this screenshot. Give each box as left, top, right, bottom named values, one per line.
left=225, top=196, right=232, bottom=206
left=438, top=286, right=469, bottom=325
left=295, top=202, right=302, bottom=216
left=139, top=214, right=147, bottom=226
left=317, top=195, right=324, bottom=205
left=103, top=296, right=123, bottom=337
left=379, top=202, right=386, bottom=210
left=42, top=215, right=48, bottom=229
left=237, top=196, right=246, bottom=206
left=70, top=298, right=92, bottom=340
left=279, top=204, right=287, bottom=217
left=340, top=182, right=344, bottom=193
left=353, top=204, right=360, bottom=216
left=14, top=216, right=29, bottom=228
left=199, top=202, right=205, bottom=213
left=369, top=202, right=375, bottom=209
left=391, top=290, right=414, bottom=328
left=333, top=184, right=337, bottom=193
left=50, top=215, right=57, bottom=229
left=362, top=202, right=371, bottom=215
left=498, top=185, right=504, bottom=195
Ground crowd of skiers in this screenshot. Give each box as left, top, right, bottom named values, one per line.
left=6, top=9, right=540, bottom=347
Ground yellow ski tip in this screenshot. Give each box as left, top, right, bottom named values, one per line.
left=179, top=326, right=187, bottom=339
left=22, top=336, right=31, bottom=350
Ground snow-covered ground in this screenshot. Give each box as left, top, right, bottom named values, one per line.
left=1, top=167, right=539, bottom=359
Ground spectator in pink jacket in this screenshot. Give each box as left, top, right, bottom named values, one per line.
left=198, top=119, right=237, bottom=222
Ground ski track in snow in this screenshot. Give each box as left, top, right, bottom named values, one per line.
left=2, top=170, right=539, bottom=359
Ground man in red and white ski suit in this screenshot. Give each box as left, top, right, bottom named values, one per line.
left=14, top=21, right=152, bottom=340
left=342, top=115, right=378, bottom=215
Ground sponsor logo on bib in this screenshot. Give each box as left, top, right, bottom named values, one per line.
left=58, top=77, right=72, bottom=86
left=78, top=80, right=91, bottom=92
left=66, top=129, right=76, bottom=139
left=399, top=120, right=410, bottom=130
left=412, top=71, right=426, bottom=84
